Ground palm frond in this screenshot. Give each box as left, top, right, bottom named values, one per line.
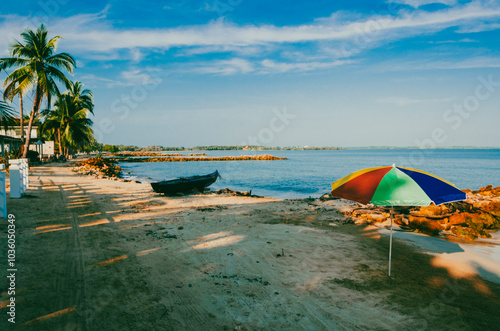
left=47, top=53, right=76, bottom=73
left=0, top=100, right=18, bottom=129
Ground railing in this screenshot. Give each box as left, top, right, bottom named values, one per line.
left=0, top=164, right=6, bottom=218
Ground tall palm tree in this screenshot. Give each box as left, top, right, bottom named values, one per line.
left=0, top=24, right=75, bottom=158
left=40, top=93, right=94, bottom=157
left=67, top=81, right=94, bottom=115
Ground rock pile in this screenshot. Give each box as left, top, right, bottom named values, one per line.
left=110, top=151, right=206, bottom=157
left=341, top=185, right=500, bottom=240
left=109, top=154, right=287, bottom=163
left=72, top=157, right=122, bottom=178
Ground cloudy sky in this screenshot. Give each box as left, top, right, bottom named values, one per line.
left=1, top=0, right=499, bottom=147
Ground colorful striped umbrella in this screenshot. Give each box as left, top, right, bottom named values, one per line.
left=330, top=164, right=466, bottom=276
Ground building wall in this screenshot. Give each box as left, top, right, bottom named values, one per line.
left=0, top=127, right=37, bottom=139
left=28, top=141, right=55, bottom=157
left=43, top=141, right=54, bottom=156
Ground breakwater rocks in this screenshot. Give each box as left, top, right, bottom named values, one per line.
left=341, top=185, right=500, bottom=240
left=111, top=154, right=287, bottom=163
left=72, top=157, right=122, bottom=178
left=110, top=152, right=207, bottom=157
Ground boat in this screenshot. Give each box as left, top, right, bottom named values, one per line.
left=151, top=170, right=220, bottom=195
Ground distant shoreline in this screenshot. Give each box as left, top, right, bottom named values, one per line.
left=97, top=144, right=499, bottom=153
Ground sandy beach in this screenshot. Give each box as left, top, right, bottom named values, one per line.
left=1, top=161, right=500, bottom=330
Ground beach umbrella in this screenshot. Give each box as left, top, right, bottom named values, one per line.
left=330, top=164, right=466, bottom=276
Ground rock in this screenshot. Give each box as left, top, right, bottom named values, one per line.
left=213, top=188, right=259, bottom=197
left=416, top=204, right=448, bottom=216
left=339, top=185, right=500, bottom=240
left=407, top=216, right=442, bottom=236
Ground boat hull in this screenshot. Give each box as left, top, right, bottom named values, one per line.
left=151, top=170, right=220, bottom=195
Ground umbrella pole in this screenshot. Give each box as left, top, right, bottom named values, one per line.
left=388, top=206, right=393, bottom=277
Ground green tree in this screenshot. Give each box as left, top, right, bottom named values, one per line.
left=0, top=24, right=75, bottom=158
left=40, top=92, right=94, bottom=157
left=66, top=81, right=94, bottom=115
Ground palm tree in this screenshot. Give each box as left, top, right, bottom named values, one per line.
left=0, top=24, right=75, bottom=158
left=67, top=81, right=94, bottom=115
left=3, top=82, right=26, bottom=143
left=40, top=93, right=94, bottom=157
left=0, top=100, right=16, bottom=129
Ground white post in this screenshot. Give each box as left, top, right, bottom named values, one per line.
left=9, top=159, right=25, bottom=195
left=9, top=164, right=21, bottom=199
left=22, top=158, right=29, bottom=189
left=0, top=164, right=6, bottom=218
left=388, top=206, right=394, bottom=277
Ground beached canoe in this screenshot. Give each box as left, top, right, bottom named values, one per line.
left=151, top=170, right=220, bottom=195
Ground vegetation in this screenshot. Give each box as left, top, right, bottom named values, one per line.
left=0, top=24, right=77, bottom=158
left=93, top=144, right=344, bottom=152
left=0, top=24, right=96, bottom=159
left=0, top=100, right=16, bottom=128
left=40, top=81, right=94, bottom=157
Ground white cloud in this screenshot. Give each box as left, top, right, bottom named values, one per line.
left=387, top=0, right=456, bottom=8
left=375, top=56, right=500, bottom=72
left=1, top=1, right=500, bottom=75
left=456, top=21, right=500, bottom=33
left=376, top=96, right=454, bottom=106
left=429, top=38, right=478, bottom=43
left=194, top=58, right=254, bottom=75
left=2, top=1, right=498, bottom=53
left=189, top=58, right=353, bottom=75
left=80, top=68, right=163, bottom=88
left=259, top=59, right=352, bottom=74
left=179, top=45, right=265, bottom=56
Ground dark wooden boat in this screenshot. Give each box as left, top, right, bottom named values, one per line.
left=151, top=170, right=220, bottom=195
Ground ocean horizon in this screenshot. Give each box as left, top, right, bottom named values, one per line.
left=119, top=148, right=500, bottom=199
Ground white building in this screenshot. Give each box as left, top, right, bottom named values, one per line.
left=0, top=125, right=55, bottom=158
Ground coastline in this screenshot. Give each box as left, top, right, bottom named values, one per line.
left=1, top=161, right=499, bottom=329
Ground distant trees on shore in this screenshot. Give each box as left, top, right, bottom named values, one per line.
left=94, top=144, right=345, bottom=153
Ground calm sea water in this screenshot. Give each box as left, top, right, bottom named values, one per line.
left=119, top=149, right=500, bottom=199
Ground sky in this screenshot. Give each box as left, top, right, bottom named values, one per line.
left=0, top=0, right=500, bottom=147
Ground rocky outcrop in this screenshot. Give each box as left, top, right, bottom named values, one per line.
left=72, top=157, right=122, bottom=178
left=110, top=152, right=207, bottom=157
left=340, top=185, right=500, bottom=240
left=109, top=154, right=287, bottom=162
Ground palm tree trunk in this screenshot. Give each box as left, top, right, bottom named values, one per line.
left=22, top=86, right=42, bottom=159
left=58, top=128, right=62, bottom=155
left=19, top=93, right=24, bottom=144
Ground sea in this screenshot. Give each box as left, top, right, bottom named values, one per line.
left=119, top=148, right=500, bottom=199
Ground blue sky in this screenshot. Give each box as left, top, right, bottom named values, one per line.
left=1, top=0, right=500, bottom=147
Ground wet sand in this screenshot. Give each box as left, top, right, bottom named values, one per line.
left=1, top=162, right=500, bottom=330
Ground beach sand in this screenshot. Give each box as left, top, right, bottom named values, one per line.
left=1, top=162, right=500, bottom=330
